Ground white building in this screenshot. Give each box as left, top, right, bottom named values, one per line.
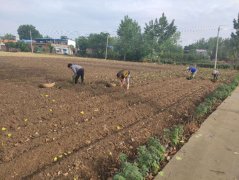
left=52, top=44, right=74, bottom=55
left=67, top=39, right=76, bottom=48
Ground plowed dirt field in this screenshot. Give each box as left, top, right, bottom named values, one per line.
left=0, top=53, right=237, bottom=179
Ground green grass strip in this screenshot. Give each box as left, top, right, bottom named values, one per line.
left=195, top=74, right=239, bottom=118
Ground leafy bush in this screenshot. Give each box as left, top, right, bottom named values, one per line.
left=136, top=146, right=154, bottom=176
left=114, top=138, right=166, bottom=178
left=5, top=42, right=30, bottom=52
left=113, top=153, right=143, bottom=180
left=147, top=137, right=165, bottom=162
left=136, top=138, right=166, bottom=176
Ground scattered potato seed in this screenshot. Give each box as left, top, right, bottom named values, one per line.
left=2, top=127, right=7, bottom=131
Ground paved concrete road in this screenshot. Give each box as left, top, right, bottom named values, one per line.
left=155, top=87, right=239, bottom=180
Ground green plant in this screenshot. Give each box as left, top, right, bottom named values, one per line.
left=136, top=146, right=153, bottom=176
left=113, top=153, right=143, bottom=180
left=147, top=137, right=165, bottom=162
left=113, top=174, right=126, bottom=180
left=195, top=104, right=209, bottom=118
left=119, top=162, right=143, bottom=180
left=171, top=125, right=184, bottom=146
left=136, top=138, right=165, bottom=176
left=114, top=138, right=166, bottom=178
left=119, top=153, right=127, bottom=163
left=163, top=126, right=184, bottom=146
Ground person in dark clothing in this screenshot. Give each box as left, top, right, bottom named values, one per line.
left=67, top=63, right=84, bottom=84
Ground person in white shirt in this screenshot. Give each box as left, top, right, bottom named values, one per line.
left=212, top=69, right=220, bottom=81
left=67, top=63, right=84, bottom=84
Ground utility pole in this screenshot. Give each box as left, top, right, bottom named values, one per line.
left=214, top=25, right=228, bottom=69
left=214, top=26, right=221, bottom=69
left=105, top=34, right=109, bottom=60
left=30, top=30, right=33, bottom=53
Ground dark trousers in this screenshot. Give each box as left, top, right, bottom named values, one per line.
left=213, top=74, right=218, bottom=80
left=75, top=68, right=84, bottom=84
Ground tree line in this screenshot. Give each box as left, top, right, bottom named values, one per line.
left=1, top=13, right=239, bottom=65
left=76, top=13, right=239, bottom=65
left=76, top=14, right=182, bottom=62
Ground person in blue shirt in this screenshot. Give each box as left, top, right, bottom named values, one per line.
left=187, top=66, right=197, bottom=79
left=67, top=63, right=84, bottom=84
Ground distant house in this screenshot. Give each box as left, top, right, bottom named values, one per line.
left=20, top=39, right=35, bottom=44
left=67, top=39, right=76, bottom=48
left=0, top=38, right=18, bottom=52
left=1, top=37, right=76, bottom=55
left=0, top=39, right=17, bottom=43
left=0, top=38, right=17, bottom=51
left=34, top=38, right=76, bottom=55
left=51, top=44, right=74, bottom=55
left=196, top=49, right=208, bottom=56
left=0, top=42, right=6, bottom=51
left=34, top=38, right=76, bottom=48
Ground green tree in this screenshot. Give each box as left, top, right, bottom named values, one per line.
left=60, top=36, right=68, bottom=40
left=106, top=36, right=121, bottom=60
left=43, top=35, right=52, bottom=38
left=5, top=42, right=17, bottom=49
left=1, top=33, right=16, bottom=40
left=17, top=25, right=42, bottom=40
left=159, top=32, right=183, bottom=61
left=76, top=33, right=118, bottom=59
left=117, top=16, right=143, bottom=61
left=17, top=42, right=30, bottom=52
left=5, top=42, right=30, bottom=52
left=185, top=37, right=233, bottom=61
left=76, top=35, right=122, bottom=60
left=144, top=13, right=177, bottom=60
left=87, top=32, right=109, bottom=58
left=76, top=36, right=89, bottom=56
left=231, top=13, right=239, bottom=68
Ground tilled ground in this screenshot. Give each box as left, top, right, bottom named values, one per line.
left=0, top=55, right=237, bottom=179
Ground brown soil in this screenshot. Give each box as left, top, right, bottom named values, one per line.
left=0, top=55, right=237, bottom=179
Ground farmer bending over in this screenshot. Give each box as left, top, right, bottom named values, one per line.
left=187, top=66, right=197, bottom=79
left=212, top=69, right=220, bottom=81
left=117, top=70, right=130, bottom=90
left=67, top=63, right=84, bottom=84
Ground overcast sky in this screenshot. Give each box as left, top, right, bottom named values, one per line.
left=0, top=0, right=238, bottom=45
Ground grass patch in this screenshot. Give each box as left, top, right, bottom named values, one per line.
left=195, top=74, right=239, bottom=119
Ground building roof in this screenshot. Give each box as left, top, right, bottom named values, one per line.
left=0, top=39, right=17, bottom=43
